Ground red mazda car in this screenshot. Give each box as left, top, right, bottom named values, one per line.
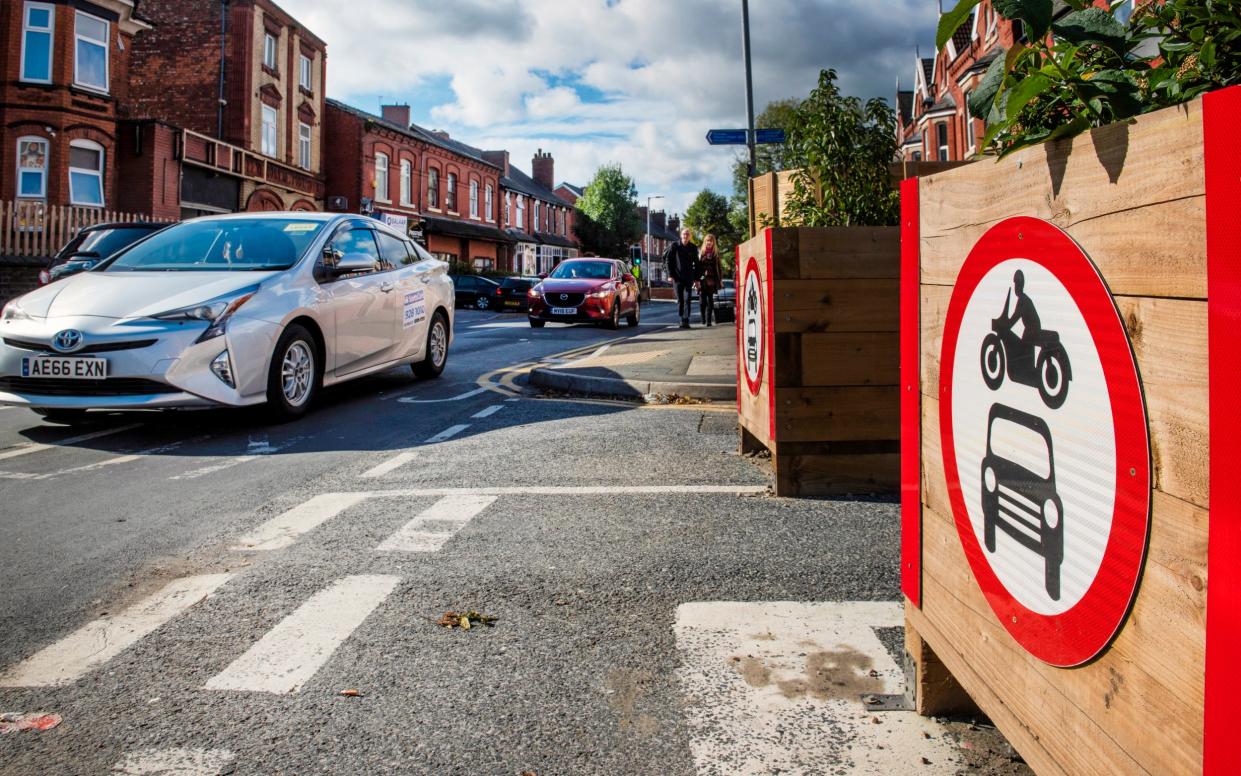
left=528, top=259, right=640, bottom=329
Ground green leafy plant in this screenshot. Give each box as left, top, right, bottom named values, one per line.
left=938, top=0, right=1241, bottom=157
left=684, top=189, right=743, bottom=264
left=781, top=69, right=900, bottom=227
left=574, top=163, right=642, bottom=258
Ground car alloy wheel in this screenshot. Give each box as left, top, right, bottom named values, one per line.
left=430, top=318, right=448, bottom=369
left=281, top=340, right=315, bottom=407
left=475, top=296, right=491, bottom=310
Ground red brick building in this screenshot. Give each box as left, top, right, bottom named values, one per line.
left=323, top=101, right=513, bottom=271
left=122, top=0, right=327, bottom=216
left=491, top=150, right=577, bottom=275
left=898, top=0, right=1137, bottom=162
left=0, top=0, right=152, bottom=210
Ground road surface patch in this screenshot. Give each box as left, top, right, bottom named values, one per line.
left=375, top=494, right=497, bottom=552
left=674, top=601, right=962, bottom=775
left=203, top=574, right=400, bottom=694
left=0, top=423, right=143, bottom=462
left=112, top=748, right=235, bottom=775
left=0, top=574, right=233, bottom=688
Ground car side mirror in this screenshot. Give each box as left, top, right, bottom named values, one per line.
left=329, top=253, right=379, bottom=278
left=70, top=250, right=102, bottom=260
left=538, top=273, right=548, bottom=280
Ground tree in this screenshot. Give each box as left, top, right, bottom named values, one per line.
left=731, top=99, right=800, bottom=241
left=781, top=69, right=899, bottom=227
left=684, top=189, right=742, bottom=270
left=574, top=163, right=642, bottom=259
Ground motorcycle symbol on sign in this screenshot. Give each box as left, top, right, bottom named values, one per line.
left=980, top=270, right=1073, bottom=409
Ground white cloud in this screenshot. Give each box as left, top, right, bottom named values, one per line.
left=278, top=0, right=937, bottom=214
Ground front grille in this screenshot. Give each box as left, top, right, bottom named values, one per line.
left=547, top=293, right=585, bottom=307
left=4, top=338, right=158, bottom=355
left=996, top=484, right=1042, bottom=537
left=0, top=376, right=179, bottom=396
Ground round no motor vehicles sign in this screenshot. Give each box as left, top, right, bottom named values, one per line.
left=939, top=217, right=1150, bottom=667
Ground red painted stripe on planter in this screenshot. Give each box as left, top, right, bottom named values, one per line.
left=900, top=177, right=922, bottom=608
left=766, top=228, right=777, bottom=443
left=1204, top=84, right=1241, bottom=776
left=736, top=243, right=743, bottom=418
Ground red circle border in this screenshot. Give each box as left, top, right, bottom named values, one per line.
left=938, top=216, right=1152, bottom=667
left=742, top=257, right=764, bottom=397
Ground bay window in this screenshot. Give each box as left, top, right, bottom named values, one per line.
left=936, top=122, right=950, bottom=161
left=68, top=140, right=105, bottom=207
left=16, top=137, right=49, bottom=199
left=74, top=11, right=109, bottom=93
left=21, top=3, right=54, bottom=84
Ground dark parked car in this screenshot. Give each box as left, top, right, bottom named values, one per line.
left=714, top=278, right=736, bottom=322
left=450, top=274, right=501, bottom=310
left=39, top=222, right=167, bottom=285
left=496, top=276, right=536, bottom=312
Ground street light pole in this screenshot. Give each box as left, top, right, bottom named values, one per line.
left=645, top=194, right=664, bottom=296
left=741, top=0, right=757, bottom=179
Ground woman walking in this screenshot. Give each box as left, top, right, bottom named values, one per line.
left=698, top=234, right=723, bottom=327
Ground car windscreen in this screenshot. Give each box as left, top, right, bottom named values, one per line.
left=549, top=261, right=612, bottom=280
left=104, top=219, right=325, bottom=272
left=988, top=417, right=1051, bottom=479
left=500, top=278, right=533, bottom=290
left=72, top=227, right=161, bottom=260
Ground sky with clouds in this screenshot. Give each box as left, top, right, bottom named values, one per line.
left=280, top=0, right=938, bottom=215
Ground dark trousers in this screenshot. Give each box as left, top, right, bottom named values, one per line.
left=700, top=291, right=715, bottom=324
left=675, top=282, right=694, bottom=322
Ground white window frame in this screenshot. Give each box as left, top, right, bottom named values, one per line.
left=427, top=168, right=440, bottom=210
left=533, top=200, right=540, bottom=233
left=21, top=2, right=55, bottom=85
left=400, top=160, right=412, bottom=206
left=73, top=10, right=110, bottom=94
left=504, top=191, right=511, bottom=225
left=446, top=172, right=457, bottom=212
left=261, top=104, right=278, bottom=157
left=299, top=54, right=313, bottom=91
left=263, top=32, right=278, bottom=71
left=964, top=90, right=976, bottom=153
left=516, top=195, right=525, bottom=228
left=68, top=139, right=105, bottom=207
left=374, top=152, right=390, bottom=203
left=16, top=136, right=49, bottom=199
left=469, top=180, right=479, bottom=219
left=936, top=122, right=950, bottom=161
left=298, top=122, right=312, bottom=169
left=485, top=185, right=494, bottom=222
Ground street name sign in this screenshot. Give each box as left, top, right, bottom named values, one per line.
left=755, top=129, right=786, bottom=144
left=938, top=216, right=1150, bottom=667
left=706, top=129, right=748, bottom=146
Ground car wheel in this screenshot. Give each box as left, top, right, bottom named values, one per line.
left=626, top=301, right=640, bottom=327
left=604, top=297, right=621, bottom=330
left=34, top=408, right=89, bottom=425
left=475, top=295, right=491, bottom=311
left=413, top=312, right=450, bottom=379
left=529, top=318, right=546, bottom=328
left=266, top=324, right=319, bottom=422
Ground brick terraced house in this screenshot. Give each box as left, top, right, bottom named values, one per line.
left=1, top=0, right=152, bottom=210
left=490, top=149, right=577, bottom=275
left=123, top=0, right=327, bottom=216
left=323, top=100, right=513, bottom=271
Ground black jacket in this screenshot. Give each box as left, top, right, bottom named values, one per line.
left=665, top=241, right=700, bottom=284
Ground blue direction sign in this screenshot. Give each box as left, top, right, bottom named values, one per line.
left=706, top=129, right=748, bottom=146
left=755, top=128, right=786, bottom=144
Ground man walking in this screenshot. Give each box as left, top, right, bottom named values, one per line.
left=665, top=228, right=700, bottom=329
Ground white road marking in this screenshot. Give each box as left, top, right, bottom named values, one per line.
left=467, top=321, right=530, bottom=329
left=471, top=405, right=503, bottom=419
left=0, top=423, right=142, bottom=461
left=0, top=574, right=233, bottom=688
left=234, top=493, right=370, bottom=551
left=204, top=575, right=401, bottom=694
left=360, top=451, right=419, bottom=479
left=376, top=494, right=497, bottom=552
left=170, top=435, right=307, bottom=481
left=424, top=424, right=469, bottom=444
left=374, top=484, right=768, bottom=497
left=395, top=386, right=490, bottom=404
left=113, top=748, right=235, bottom=776
left=674, top=601, right=962, bottom=775
left=505, top=397, right=521, bottom=403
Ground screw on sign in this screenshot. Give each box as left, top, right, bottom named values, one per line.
left=939, top=217, right=1151, bottom=667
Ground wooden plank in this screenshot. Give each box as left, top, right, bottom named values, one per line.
left=776, top=227, right=900, bottom=280
left=772, top=451, right=899, bottom=496
left=800, top=333, right=898, bottom=386
left=920, top=502, right=1203, bottom=775
left=905, top=616, right=980, bottom=716
left=773, top=279, right=899, bottom=334
left=919, top=102, right=1206, bottom=300
left=772, top=386, right=899, bottom=442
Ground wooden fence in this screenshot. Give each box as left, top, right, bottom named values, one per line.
left=0, top=200, right=167, bottom=258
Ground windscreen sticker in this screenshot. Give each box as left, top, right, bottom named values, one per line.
left=283, top=223, right=319, bottom=233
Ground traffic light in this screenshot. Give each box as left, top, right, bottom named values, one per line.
left=630, top=245, right=642, bottom=266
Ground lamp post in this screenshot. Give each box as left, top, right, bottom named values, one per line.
left=741, top=0, right=757, bottom=178
left=645, top=194, right=664, bottom=294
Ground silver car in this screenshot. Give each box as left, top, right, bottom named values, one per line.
left=0, top=213, right=454, bottom=423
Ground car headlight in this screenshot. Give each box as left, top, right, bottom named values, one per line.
left=1043, top=499, right=1060, bottom=529
left=1, top=300, right=32, bottom=321
left=588, top=287, right=613, bottom=299
left=152, top=287, right=258, bottom=343
left=527, top=287, right=542, bottom=299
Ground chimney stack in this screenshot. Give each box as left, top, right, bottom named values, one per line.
left=482, top=150, right=510, bottom=178
left=381, top=103, right=410, bottom=127
left=532, top=148, right=554, bottom=189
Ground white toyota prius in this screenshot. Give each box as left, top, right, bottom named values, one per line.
left=0, top=213, right=454, bottom=423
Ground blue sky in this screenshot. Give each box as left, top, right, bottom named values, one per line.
left=280, top=0, right=938, bottom=214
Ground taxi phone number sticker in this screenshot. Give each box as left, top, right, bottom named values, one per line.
left=403, top=290, right=426, bottom=329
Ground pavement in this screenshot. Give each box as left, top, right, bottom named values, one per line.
left=0, top=303, right=1029, bottom=775
left=529, top=302, right=737, bottom=401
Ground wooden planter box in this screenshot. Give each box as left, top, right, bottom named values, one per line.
left=736, top=226, right=901, bottom=497
left=902, top=87, right=1241, bottom=775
